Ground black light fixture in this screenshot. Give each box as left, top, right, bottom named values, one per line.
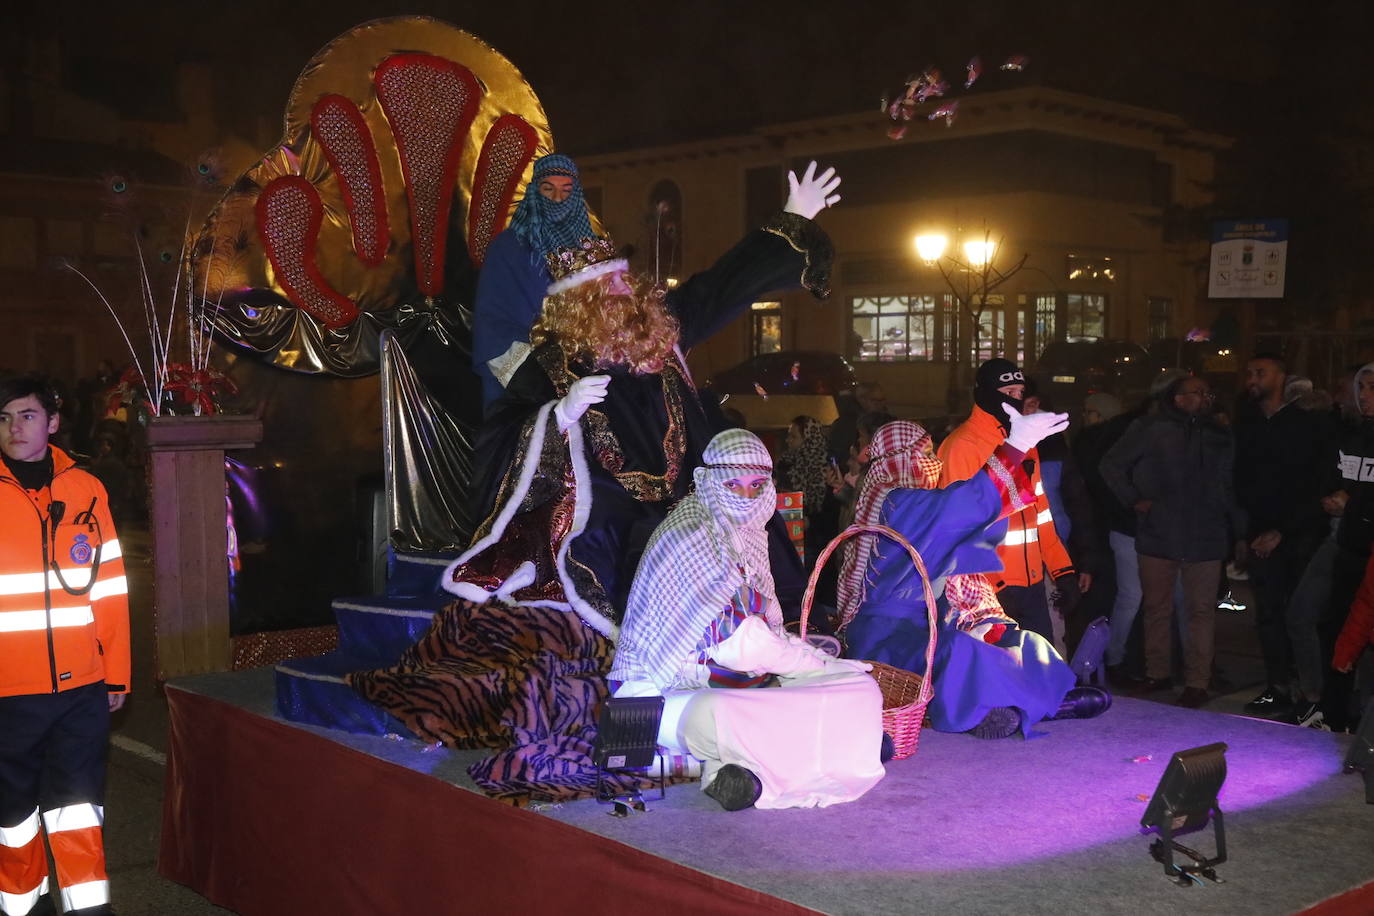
left=1140, top=742, right=1229, bottom=884
left=1343, top=698, right=1374, bottom=805
left=591, top=696, right=666, bottom=816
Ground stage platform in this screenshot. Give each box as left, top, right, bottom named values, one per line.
left=159, top=667, right=1374, bottom=916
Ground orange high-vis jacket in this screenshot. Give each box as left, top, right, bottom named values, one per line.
left=0, top=447, right=130, bottom=698
left=938, top=405, right=1074, bottom=589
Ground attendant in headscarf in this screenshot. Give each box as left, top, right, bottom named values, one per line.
left=474, top=154, right=598, bottom=405
left=775, top=415, right=838, bottom=563
left=611, top=429, right=884, bottom=811
left=840, top=420, right=1108, bottom=738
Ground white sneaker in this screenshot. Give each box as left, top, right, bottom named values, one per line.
left=1217, top=591, right=1247, bottom=612
left=1291, top=702, right=1330, bottom=730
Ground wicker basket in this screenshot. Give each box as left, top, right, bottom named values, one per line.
left=800, top=524, right=939, bottom=761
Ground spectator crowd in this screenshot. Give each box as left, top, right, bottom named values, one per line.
left=772, top=354, right=1374, bottom=733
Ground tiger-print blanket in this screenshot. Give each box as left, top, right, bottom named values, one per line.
left=349, top=597, right=680, bottom=805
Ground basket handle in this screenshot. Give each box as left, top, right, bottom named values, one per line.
left=799, top=524, right=940, bottom=709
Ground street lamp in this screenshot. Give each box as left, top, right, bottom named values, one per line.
left=914, top=234, right=948, bottom=265
left=911, top=226, right=1028, bottom=412
left=963, top=239, right=997, bottom=266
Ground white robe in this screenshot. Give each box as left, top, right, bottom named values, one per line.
left=615, top=616, right=885, bottom=809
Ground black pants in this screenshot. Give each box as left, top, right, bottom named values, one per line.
left=0, top=681, right=111, bottom=916
left=1322, top=547, right=1370, bottom=730
left=997, top=583, right=1054, bottom=644
left=1247, top=539, right=1312, bottom=690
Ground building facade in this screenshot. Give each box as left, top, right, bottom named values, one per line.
left=577, top=87, right=1230, bottom=417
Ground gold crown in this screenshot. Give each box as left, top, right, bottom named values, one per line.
left=546, top=237, right=620, bottom=279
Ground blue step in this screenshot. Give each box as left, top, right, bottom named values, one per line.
left=332, top=595, right=443, bottom=665
left=387, top=549, right=458, bottom=598
left=275, top=650, right=418, bottom=738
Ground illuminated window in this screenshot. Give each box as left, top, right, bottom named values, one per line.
left=1066, top=254, right=1116, bottom=282
left=1031, top=292, right=1109, bottom=345
left=751, top=301, right=781, bottom=355
left=1034, top=294, right=1057, bottom=358
left=1066, top=293, right=1107, bottom=339
left=971, top=295, right=1005, bottom=363
left=849, top=295, right=942, bottom=362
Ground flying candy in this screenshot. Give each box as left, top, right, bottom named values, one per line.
left=753, top=382, right=769, bottom=400
left=965, top=56, right=982, bottom=89
left=914, top=67, right=948, bottom=103
left=928, top=100, right=959, bottom=127
left=790, top=361, right=801, bottom=382
left=1000, top=55, right=1029, bottom=72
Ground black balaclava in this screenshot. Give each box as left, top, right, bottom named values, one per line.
left=974, top=358, right=1026, bottom=428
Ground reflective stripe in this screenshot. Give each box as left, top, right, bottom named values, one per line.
left=1033, top=481, right=1045, bottom=496
left=0, top=809, right=40, bottom=847
left=0, top=545, right=121, bottom=598
left=61, top=879, right=109, bottom=912
left=1003, top=527, right=1040, bottom=546
left=89, top=575, right=128, bottom=602
left=0, top=573, right=51, bottom=597
left=0, top=570, right=97, bottom=598
left=1037, top=509, right=1054, bottom=526
left=43, top=804, right=103, bottom=834
left=0, top=606, right=94, bottom=633
left=0, top=877, right=48, bottom=916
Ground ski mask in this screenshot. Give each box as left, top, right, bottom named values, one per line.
left=974, top=358, right=1025, bottom=428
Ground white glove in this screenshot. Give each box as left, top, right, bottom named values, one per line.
left=554, top=375, right=610, bottom=431
left=783, top=161, right=842, bottom=220
left=1003, top=403, right=1069, bottom=453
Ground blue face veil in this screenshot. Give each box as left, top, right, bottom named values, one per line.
left=505, top=153, right=596, bottom=258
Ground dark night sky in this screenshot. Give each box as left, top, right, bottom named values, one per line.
left=22, top=0, right=1360, bottom=155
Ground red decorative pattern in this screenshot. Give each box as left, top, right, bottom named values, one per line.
left=255, top=176, right=361, bottom=328
left=374, top=53, right=481, bottom=296
left=467, top=114, right=538, bottom=267
left=311, top=94, right=389, bottom=266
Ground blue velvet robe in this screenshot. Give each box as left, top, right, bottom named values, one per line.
left=844, top=474, right=1076, bottom=735
left=472, top=231, right=550, bottom=407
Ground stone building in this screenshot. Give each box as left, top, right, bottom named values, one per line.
left=577, top=86, right=1230, bottom=417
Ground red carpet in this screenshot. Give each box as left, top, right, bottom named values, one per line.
left=158, top=685, right=813, bottom=916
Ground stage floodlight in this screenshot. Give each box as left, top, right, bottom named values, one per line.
left=591, top=696, right=666, bottom=815
left=1342, top=697, right=1374, bottom=805
left=1140, top=742, right=1229, bottom=884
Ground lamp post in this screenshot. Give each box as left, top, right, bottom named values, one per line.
left=913, top=227, right=1029, bottom=412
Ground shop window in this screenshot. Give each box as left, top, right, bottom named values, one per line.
left=849, top=295, right=942, bottom=362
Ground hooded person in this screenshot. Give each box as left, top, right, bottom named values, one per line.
left=938, top=358, right=1078, bottom=643
left=973, top=358, right=1026, bottom=423
left=474, top=154, right=599, bottom=405
left=610, top=429, right=885, bottom=811
left=839, top=420, right=1105, bottom=739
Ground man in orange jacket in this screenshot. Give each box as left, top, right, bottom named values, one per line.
left=939, top=359, right=1083, bottom=643
left=0, top=376, right=128, bottom=916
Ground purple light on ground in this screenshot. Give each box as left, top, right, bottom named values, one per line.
left=560, top=698, right=1348, bottom=875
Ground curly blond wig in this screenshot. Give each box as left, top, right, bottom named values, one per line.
left=531, top=272, right=680, bottom=375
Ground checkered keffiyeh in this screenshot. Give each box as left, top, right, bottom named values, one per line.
left=506, top=153, right=596, bottom=257
left=609, top=429, right=783, bottom=690
left=836, top=420, right=1006, bottom=630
